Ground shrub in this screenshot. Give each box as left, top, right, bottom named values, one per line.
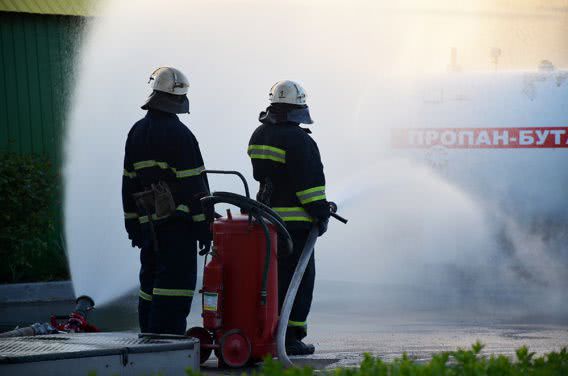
left=0, top=153, right=69, bottom=283
left=186, top=343, right=568, bottom=376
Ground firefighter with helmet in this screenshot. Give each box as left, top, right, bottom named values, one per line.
left=122, top=67, right=212, bottom=334
left=248, top=80, right=330, bottom=355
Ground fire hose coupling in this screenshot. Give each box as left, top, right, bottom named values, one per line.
left=62, top=295, right=97, bottom=333
left=75, top=295, right=96, bottom=316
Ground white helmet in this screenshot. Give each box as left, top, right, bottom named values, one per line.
left=269, top=80, right=307, bottom=105
left=148, top=67, right=189, bottom=95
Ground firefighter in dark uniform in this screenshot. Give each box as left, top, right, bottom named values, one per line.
left=122, top=67, right=211, bottom=335
left=248, top=80, right=330, bottom=355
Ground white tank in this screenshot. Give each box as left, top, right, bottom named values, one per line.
left=339, top=68, right=568, bottom=298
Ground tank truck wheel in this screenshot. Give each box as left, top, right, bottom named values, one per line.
left=186, top=326, right=213, bottom=364
left=220, top=329, right=251, bottom=368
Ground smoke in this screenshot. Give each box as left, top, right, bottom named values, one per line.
left=65, top=0, right=567, bottom=315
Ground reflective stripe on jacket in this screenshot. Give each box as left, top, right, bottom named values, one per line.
left=248, top=114, right=329, bottom=230
left=122, top=110, right=209, bottom=242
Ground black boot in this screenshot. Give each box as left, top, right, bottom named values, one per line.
left=285, top=326, right=315, bottom=356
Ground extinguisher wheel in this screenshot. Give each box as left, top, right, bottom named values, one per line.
left=219, top=329, right=252, bottom=368
left=186, top=326, right=214, bottom=364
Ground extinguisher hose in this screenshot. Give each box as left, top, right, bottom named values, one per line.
left=212, top=192, right=287, bottom=228
left=201, top=192, right=293, bottom=252
left=276, top=225, right=319, bottom=368
left=254, top=212, right=271, bottom=305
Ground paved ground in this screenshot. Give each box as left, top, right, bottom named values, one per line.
left=1, top=281, right=567, bottom=371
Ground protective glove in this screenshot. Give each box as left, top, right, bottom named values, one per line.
left=192, top=219, right=211, bottom=237
left=199, top=240, right=211, bottom=256
left=193, top=221, right=213, bottom=255
left=128, top=229, right=144, bottom=249
left=317, top=217, right=329, bottom=237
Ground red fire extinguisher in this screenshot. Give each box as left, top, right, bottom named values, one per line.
left=187, top=171, right=292, bottom=368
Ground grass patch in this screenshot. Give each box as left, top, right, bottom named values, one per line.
left=188, top=342, right=568, bottom=376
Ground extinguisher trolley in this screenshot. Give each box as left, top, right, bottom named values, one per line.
left=187, top=171, right=292, bottom=368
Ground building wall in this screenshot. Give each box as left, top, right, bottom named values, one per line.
left=0, top=12, right=84, bottom=159
left=0, top=12, right=85, bottom=277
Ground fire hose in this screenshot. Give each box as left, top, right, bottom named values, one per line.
left=276, top=204, right=347, bottom=367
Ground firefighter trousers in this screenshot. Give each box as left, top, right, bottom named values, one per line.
left=138, top=220, right=197, bottom=335
left=278, top=228, right=315, bottom=339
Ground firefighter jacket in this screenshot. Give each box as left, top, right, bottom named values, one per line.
left=122, top=110, right=210, bottom=246
left=248, top=105, right=330, bottom=230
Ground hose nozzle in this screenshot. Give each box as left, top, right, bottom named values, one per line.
left=328, top=201, right=348, bottom=224
left=74, top=295, right=95, bottom=318
left=329, top=202, right=338, bottom=214
left=63, top=295, right=96, bottom=332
